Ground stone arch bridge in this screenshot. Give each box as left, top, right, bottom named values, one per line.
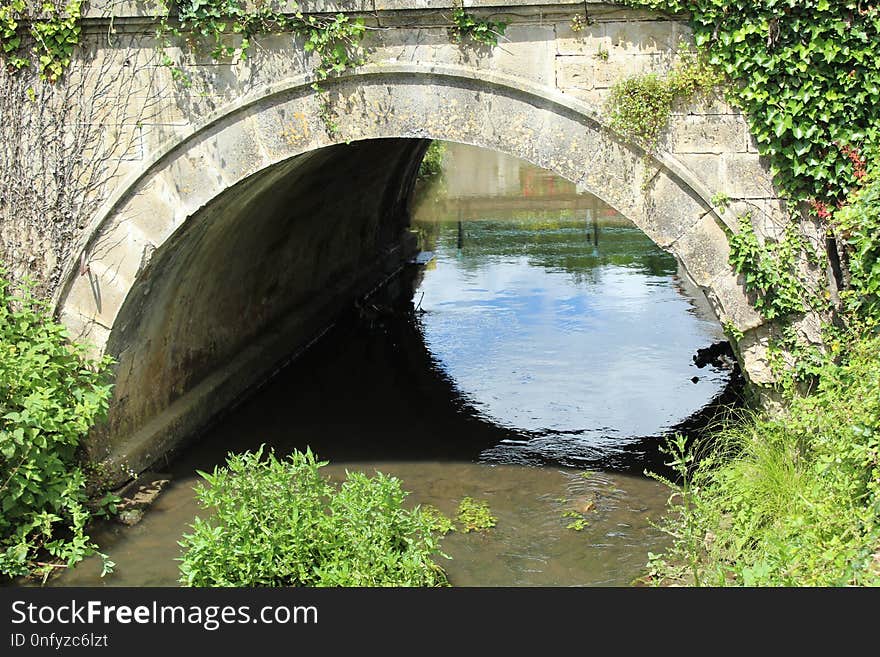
left=34, top=1, right=804, bottom=481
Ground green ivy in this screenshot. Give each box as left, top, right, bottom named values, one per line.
left=167, top=1, right=366, bottom=89
left=0, top=0, right=28, bottom=70
left=0, top=0, right=83, bottom=82
left=625, top=0, right=880, bottom=209
left=834, top=157, right=880, bottom=324
left=727, top=212, right=806, bottom=320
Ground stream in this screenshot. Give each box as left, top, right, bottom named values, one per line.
left=51, top=142, right=734, bottom=587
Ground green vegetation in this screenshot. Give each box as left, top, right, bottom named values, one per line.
left=455, top=496, right=497, bottom=533
left=417, top=140, right=446, bottom=181
left=570, top=13, right=588, bottom=34
left=616, top=0, right=880, bottom=586
left=177, top=447, right=450, bottom=586
left=835, top=166, right=880, bottom=324
left=562, top=510, right=589, bottom=531
left=626, top=0, right=880, bottom=207
left=0, top=266, right=115, bottom=582
left=420, top=504, right=457, bottom=535
left=167, top=0, right=366, bottom=89
left=727, top=213, right=807, bottom=320
left=606, top=49, right=722, bottom=149
left=645, top=331, right=880, bottom=586
left=0, top=0, right=83, bottom=81
left=643, top=158, right=880, bottom=586
left=449, top=7, right=507, bottom=47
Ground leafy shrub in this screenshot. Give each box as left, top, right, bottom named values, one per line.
left=0, top=265, right=114, bottom=580
left=645, top=333, right=880, bottom=587
left=607, top=73, right=674, bottom=147
left=606, top=51, right=721, bottom=148
left=178, top=447, right=450, bottom=587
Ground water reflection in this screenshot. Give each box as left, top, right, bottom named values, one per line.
left=411, top=142, right=729, bottom=467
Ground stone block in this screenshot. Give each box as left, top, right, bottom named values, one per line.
left=602, top=20, right=682, bottom=54
left=723, top=153, right=778, bottom=199
left=736, top=325, right=778, bottom=385
left=638, top=168, right=710, bottom=248
left=162, top=147, right=232, bottom=222
left=556, top=55, right=599, bottom=91
left=669, top=114, right=749, bottom=154
left=57, top=308, right=111, bottom=359
left=677, top=153, right=724, bottom=196
left=670, top=214, right=732, bottom=288
left=555, top=20, right=612, bottom=57
left=60, top=257, right=131, bottom=332
left=115, top=178, right=180, bottom=247
left=557, top=86, right=610, bottom=110
left=484, top=24, right=557, bottom=87
left=705, top=269, right=765, bottom=333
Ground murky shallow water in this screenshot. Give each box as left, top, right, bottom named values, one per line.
left=49, top=142, right=732, bottom=587
left=57, top=463, right=671, bottom=587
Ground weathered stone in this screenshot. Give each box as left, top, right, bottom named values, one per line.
left=555, top=21, right=613, bottom=57
left=676, top=154, right=724, bottom=197
left=637, top=168, right=710, bottom=247
left=704, top=270, right=766, bottom=333
left=669, top=114, right=749, bottom=154
left=670, top=214, right=731, bottom=288
left=556, top=56, right=600, bottom=91
left=736, top=325, right=778, bottom=385
left=724, top=153, right=778, bottom=198
left=602, top=20, right=682, bottom=54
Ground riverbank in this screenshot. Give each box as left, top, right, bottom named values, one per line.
left=641, top=329, right=880, bottom=586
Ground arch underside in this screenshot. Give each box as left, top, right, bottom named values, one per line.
left=57, top=69, right=763, bottom=481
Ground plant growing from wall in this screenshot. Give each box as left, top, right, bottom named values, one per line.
left=0, top=0, right=84, bottom=82
left=162, top=0, right=366, bottom=90
left=834, top=159, right=880, bottom=325
left=606, top=48, right=722, bottom=150
left=624, top=1, right=880, bottom=210
left=727, top=213, right=807, bottom=321
left=449, top=6, right=507, bottom=47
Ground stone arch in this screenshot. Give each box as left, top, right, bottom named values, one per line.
left=54, top=64, right=764, bottom=479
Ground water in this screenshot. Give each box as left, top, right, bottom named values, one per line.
left=49, top=142, right=733, bottom=588
left=412, top=142, right=729, bottom=468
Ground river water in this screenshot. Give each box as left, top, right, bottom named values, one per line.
left=52, top=142, right=732, bottom=587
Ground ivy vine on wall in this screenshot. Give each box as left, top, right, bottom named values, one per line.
left=0, top=0, right=82, bottom=82
left=624, top=0, right=880, bottom=212
left=166, top=0, right=367, bottom=90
